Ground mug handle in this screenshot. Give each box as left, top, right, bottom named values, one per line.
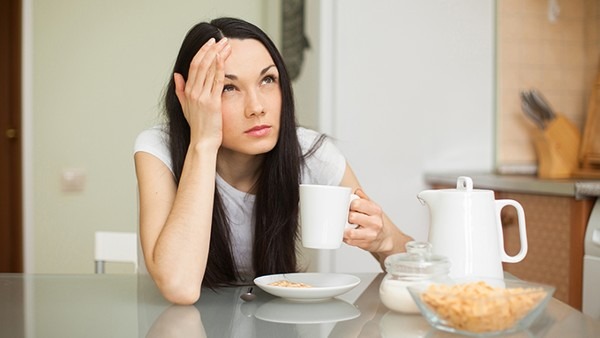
left=345, top=194, right=360, bottom=229
left=495, top=200, right=528, bottom=263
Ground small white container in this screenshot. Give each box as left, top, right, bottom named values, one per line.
left=379, top=241, right=450, bottom=314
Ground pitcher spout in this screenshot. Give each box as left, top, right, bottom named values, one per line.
left=417, top=190, right=436, bottom=206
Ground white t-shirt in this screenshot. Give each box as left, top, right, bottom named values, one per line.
left=134, top=126, right=346, bottom=278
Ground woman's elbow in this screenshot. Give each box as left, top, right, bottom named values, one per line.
left=161, top=283, right=201, bottom=305
left=153, top=274, right=202, bottom=305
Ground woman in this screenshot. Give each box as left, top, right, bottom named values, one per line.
left=134, top=17, right=413, bottom=305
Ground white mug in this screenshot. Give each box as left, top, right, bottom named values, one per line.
left=300, top=184, right=358, bottom=249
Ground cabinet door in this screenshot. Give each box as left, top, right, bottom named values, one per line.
left=498, top=191, right=594, bottom=310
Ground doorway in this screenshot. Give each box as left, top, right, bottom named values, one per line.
left=0, top=0, right=23, bottom=272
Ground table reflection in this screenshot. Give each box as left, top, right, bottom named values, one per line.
left=379, top=311, right=432, bottom=337
left=137, top=272, right=594, bottom=338
left=254, top=298, right=360, bottom=324
left=146, top=305, right=206, bottom=338
left=143, top=285, right=359, bottom=338
left=0, top=273, right=595, bottom=337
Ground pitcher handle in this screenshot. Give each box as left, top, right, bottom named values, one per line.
left=495, top=200, right=528, bottom=263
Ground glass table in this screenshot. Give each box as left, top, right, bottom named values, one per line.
left=1, top=273, right=598, bottom=337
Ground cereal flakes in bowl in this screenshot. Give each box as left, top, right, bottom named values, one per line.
left=407, top=278, right=555, bottom=336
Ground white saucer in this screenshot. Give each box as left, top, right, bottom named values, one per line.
left=253, top=273, right=361, bottom=302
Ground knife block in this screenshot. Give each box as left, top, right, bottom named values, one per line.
left=533, top=114, right=581, bottom=179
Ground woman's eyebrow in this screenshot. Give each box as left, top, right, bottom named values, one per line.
left=224, top=64, right=277, bottom=80
left=260, top=65, right=276, bottom=75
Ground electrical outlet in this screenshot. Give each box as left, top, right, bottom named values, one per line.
left=61, top=168, right=86, bottom=192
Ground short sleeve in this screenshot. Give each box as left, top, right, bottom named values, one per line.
left=298, top=127, right=346, bottom=186
left=133, top=125, right=174, bottom=175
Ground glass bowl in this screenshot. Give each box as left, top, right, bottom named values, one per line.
left=407, top=278, right=555, bottom=337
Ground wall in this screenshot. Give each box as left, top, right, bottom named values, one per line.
left=497, top=0, right=600, bottom=168
left=300, top=0, right=495, bottom=272
left=29, top=0, right=273, bottom=273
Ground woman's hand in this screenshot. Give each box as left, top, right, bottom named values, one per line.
left=339, top=164, right=414, bottom=266
left=343, top=188, right=395, bottom=253
left=173, top=38, right=232, bottom=148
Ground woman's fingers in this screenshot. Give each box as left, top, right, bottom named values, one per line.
left=174, top=72, right=186, bottom=104
left=202, top=57, right=217, bottom=96
left=344, top=226, right=378, bottom=242
left=211, top=44, right=232, bottom=96
left=174, top=38, right=231, bottom=126
left=353, top=188, right=369, bottom=200
left=348, top=197, right=383, bottom=225
left=204, top=39, right=231, bottom=94
left=185, top=38, right=215, bottom=94
left=187, top=38, right=230, bottom=99
left=345, top=212, right=382, bottom=244
left=344, top=189, right=387, bottom=251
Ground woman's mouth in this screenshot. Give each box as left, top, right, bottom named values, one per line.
left=245, top=125, right=272, bottom=137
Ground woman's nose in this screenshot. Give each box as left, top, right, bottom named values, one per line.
left=245, top=91, right=264, bottom=117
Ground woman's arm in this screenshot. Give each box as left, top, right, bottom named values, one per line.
left=339, top=163, right=414, bottom=267
left=136, top=38, right=231, bottom=305
left=135, top=143, right=217, bottom=304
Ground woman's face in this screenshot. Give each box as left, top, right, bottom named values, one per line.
left=219, top=38, right=282, bottom=157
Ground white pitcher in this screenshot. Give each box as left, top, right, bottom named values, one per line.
left=417, top=176, right=528, bottom=279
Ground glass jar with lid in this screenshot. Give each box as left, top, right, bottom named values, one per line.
left=379, top=241, right=450, bottom=314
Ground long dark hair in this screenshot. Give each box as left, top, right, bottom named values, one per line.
left=163, top=17, right=302, bottom=288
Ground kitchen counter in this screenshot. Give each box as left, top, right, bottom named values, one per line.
left=424, top=172, right=600, bottom=199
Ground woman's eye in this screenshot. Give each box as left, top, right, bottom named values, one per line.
left=223, top=84, right=235, bottom=92
left=262, top=75, right=277, bottom=85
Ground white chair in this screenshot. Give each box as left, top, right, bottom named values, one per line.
left=94, top=231, right=138, bottom=273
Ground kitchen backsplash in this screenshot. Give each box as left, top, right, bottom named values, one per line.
left=496, top=0, right=600, bottom=168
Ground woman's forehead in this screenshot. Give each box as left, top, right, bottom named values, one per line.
left=224, top=39, right=277, bottom=75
